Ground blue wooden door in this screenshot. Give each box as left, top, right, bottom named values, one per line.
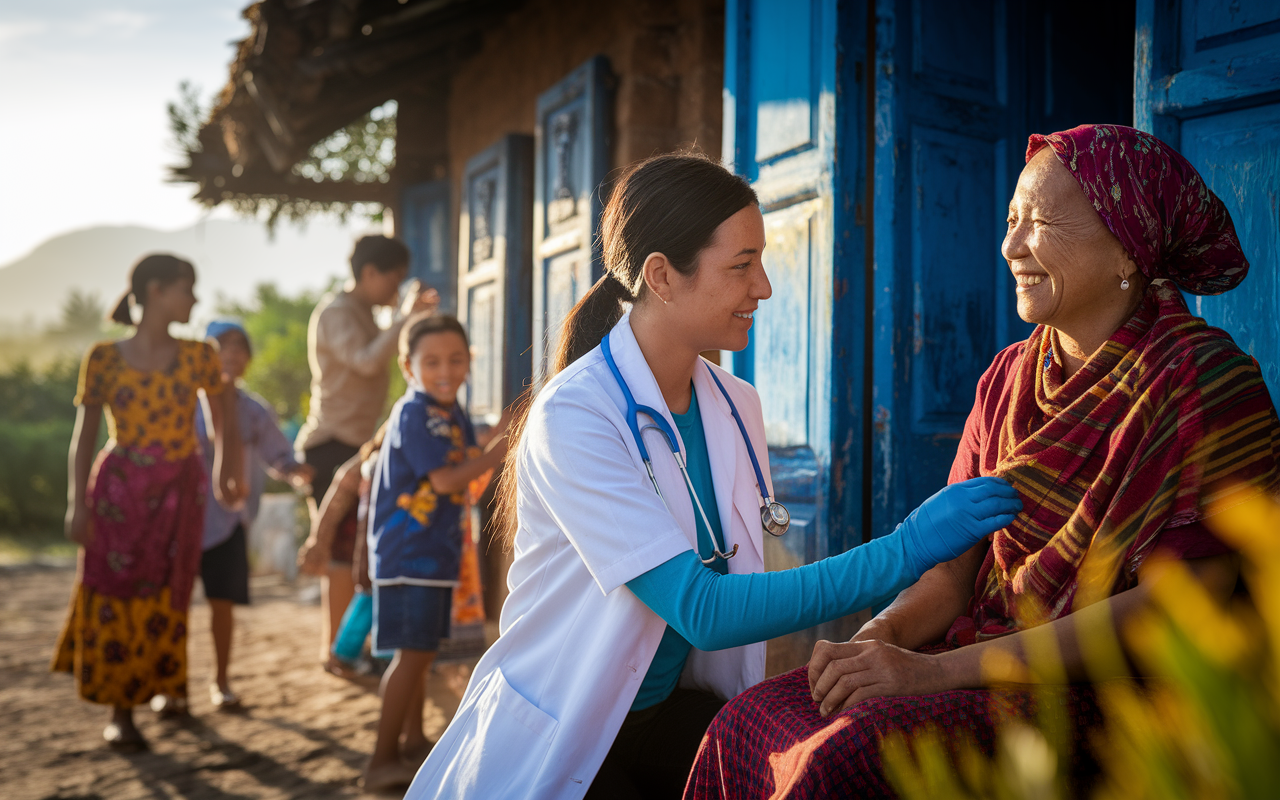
left=868, top=0, right=1034, bottom=539
left=531, top=56, right=611, bottom=380
left=724, top=0, right=867, bottom=668
left=400, top=181, right=453, bottom=311
left=458, top=135, right=534, bottom=422
left=1136, top=0, right=1280, bottom=397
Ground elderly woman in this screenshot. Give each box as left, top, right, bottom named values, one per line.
left=685, top=125, right=1280, bottom=798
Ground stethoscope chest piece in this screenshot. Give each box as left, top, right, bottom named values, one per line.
left=761, top=501, right=790, bottom=537
left=601, top=333, right=792, bottom=560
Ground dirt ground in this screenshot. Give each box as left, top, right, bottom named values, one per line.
left=1, top=561, right=478, bottom=800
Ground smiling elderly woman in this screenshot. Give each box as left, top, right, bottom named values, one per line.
left=684, top=125, right=1280, bottom=798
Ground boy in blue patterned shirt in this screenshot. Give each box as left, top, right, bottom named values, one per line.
left=363, top=313, right=509, bottom=791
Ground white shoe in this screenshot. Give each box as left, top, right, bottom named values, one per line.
left=209, top=684, right=242, bottom=710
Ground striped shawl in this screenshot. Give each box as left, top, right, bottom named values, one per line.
left=947, top=281, right=1280, bottom=645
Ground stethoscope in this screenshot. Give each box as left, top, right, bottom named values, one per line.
left=601, top=335, right=790, bottom=564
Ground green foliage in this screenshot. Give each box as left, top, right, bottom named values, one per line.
left=0, top=357, right=79, bottom=535
left=167, top=80, right=204, bottom=155
left=293, top=101, right=396, bottom=185
left=0, top=358, right=80, bottom=424
left=220, top=195, right=385, bottom=234
left=168, top=82, right=394, bottom=230
left=59, top=289, right=107, bottom=336
left=218, top=283, right=323, bottom=425
left=0, top=419, right=75, bottom=534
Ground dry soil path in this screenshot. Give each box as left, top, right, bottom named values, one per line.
left=2, top=562, right=472, bottom=800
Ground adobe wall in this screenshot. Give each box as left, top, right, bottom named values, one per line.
left=439, top=0, right=725, bottom=257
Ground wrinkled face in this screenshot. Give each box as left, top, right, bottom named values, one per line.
left=359, top=262, right=409, bottom=306
left=215, top=330, right=251, bottom=381
left=1002, top=149, right=1133, bottom=328
left=148, top=275, right=197, bottom=325
left=403, top=331, right=470, bottom=405
left=665, top=204, right=772, bottom=353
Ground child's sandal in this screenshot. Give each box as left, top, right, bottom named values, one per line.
left=209, top=684, right=242, bottom=711
left=149, top=694, right=190, bottom=720
left=103, top=722, right=148, bottom=752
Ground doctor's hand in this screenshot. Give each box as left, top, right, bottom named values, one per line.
left=896, top=477, right=1021, bottom=575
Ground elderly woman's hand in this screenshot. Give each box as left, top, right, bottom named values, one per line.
left=807, top=639, right=947, bottom=717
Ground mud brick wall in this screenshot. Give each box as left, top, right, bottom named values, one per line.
left=429, top=0, right=725, bottom=259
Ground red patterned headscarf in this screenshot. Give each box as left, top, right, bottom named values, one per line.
left=1026, top=124, right=1249, bottom=296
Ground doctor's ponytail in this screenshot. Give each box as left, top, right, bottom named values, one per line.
left=549, top=272, right=634, bottom=373
left=494, top=152, right=757, bottom=550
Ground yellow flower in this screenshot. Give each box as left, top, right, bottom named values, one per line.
left=396, top=482, right=438, bottom=526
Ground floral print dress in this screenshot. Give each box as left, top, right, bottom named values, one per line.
left=52, top=340, right=224, bottom=707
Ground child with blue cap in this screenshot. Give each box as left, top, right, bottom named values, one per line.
left=197, top=319, right=314, bottom=709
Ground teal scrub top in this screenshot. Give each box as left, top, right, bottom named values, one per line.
left=628, top=384, right=728, bottom=711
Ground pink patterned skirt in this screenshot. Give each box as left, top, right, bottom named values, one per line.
left=52, top=446, right=206, bottom=707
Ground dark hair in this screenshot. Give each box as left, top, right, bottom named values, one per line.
left=399, top=311, right=468, bottom=359
left=350, top=235, right=411, bottom=280
left=551, top=152, right=758, bottom=372
left=495, top=152, right=758, bottom=549
left=110, top=253, right=196, bottom=326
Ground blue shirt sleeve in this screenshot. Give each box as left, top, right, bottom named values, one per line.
left=625, top=528, right=927, bottom=652
left=248, top=395, right=298, bottom=474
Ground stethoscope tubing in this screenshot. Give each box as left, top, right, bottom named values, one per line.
left=600, top=334, right=781, bottom=562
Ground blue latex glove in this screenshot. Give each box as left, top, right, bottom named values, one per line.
left=895, top=476, right=1022, bottom=575
left=627, top=476, right=1020, bottom=652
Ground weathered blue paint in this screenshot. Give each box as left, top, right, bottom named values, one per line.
left=728, top=1, right=1139, bottom=595
left=723, top=0, right=867, bottom=669
left=457, top=135, right=534, bottom=420
left=400, top=181, right=453, bottom=311
left=531, top=56, right=612, bottom=380
left=724, top=0, right=869, bottom=564
left=1135, top=0, right=1280, bottom=399
left=869, top=0, right=1033, bottom=538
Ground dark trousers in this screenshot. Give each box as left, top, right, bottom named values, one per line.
left=303, top=440, right=360, bottom=506
left=586, top=688, right=726, bottom=800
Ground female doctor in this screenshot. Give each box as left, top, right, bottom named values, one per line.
left=406, top=154, right=1020, bottom=799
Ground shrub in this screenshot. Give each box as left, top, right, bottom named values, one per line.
left=882, top=492, right=1280, bottom=800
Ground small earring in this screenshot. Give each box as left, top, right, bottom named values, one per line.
left=1120, top=278, right=1131, bottom=291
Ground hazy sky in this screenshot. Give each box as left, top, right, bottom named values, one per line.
left=0, top=1, right=355, bottom=268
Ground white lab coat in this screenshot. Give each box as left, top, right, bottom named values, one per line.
left=407, top=313, right=771, bottom=799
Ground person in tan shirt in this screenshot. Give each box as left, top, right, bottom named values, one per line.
left=297, top=235, right=438, bottom=663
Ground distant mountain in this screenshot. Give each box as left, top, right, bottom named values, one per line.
left=0, top=218, right=364, bottom=328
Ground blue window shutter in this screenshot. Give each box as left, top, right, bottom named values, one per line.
left=400, top=181, right=453, bottom=311
left=868, top=0, right=1034, bottom=539
left=531, top=56, right=612, bottom=381
left=726, top=0, right=863, bottom=573
left=1136, top=0, right=1280, bottom=398
left=458, top=135, right=534, bottom=420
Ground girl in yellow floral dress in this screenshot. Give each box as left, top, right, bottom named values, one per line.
left=53, top=254, right=244, bottom=750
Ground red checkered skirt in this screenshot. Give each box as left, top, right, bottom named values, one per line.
left=684, top=666, right=1105, bottom=799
